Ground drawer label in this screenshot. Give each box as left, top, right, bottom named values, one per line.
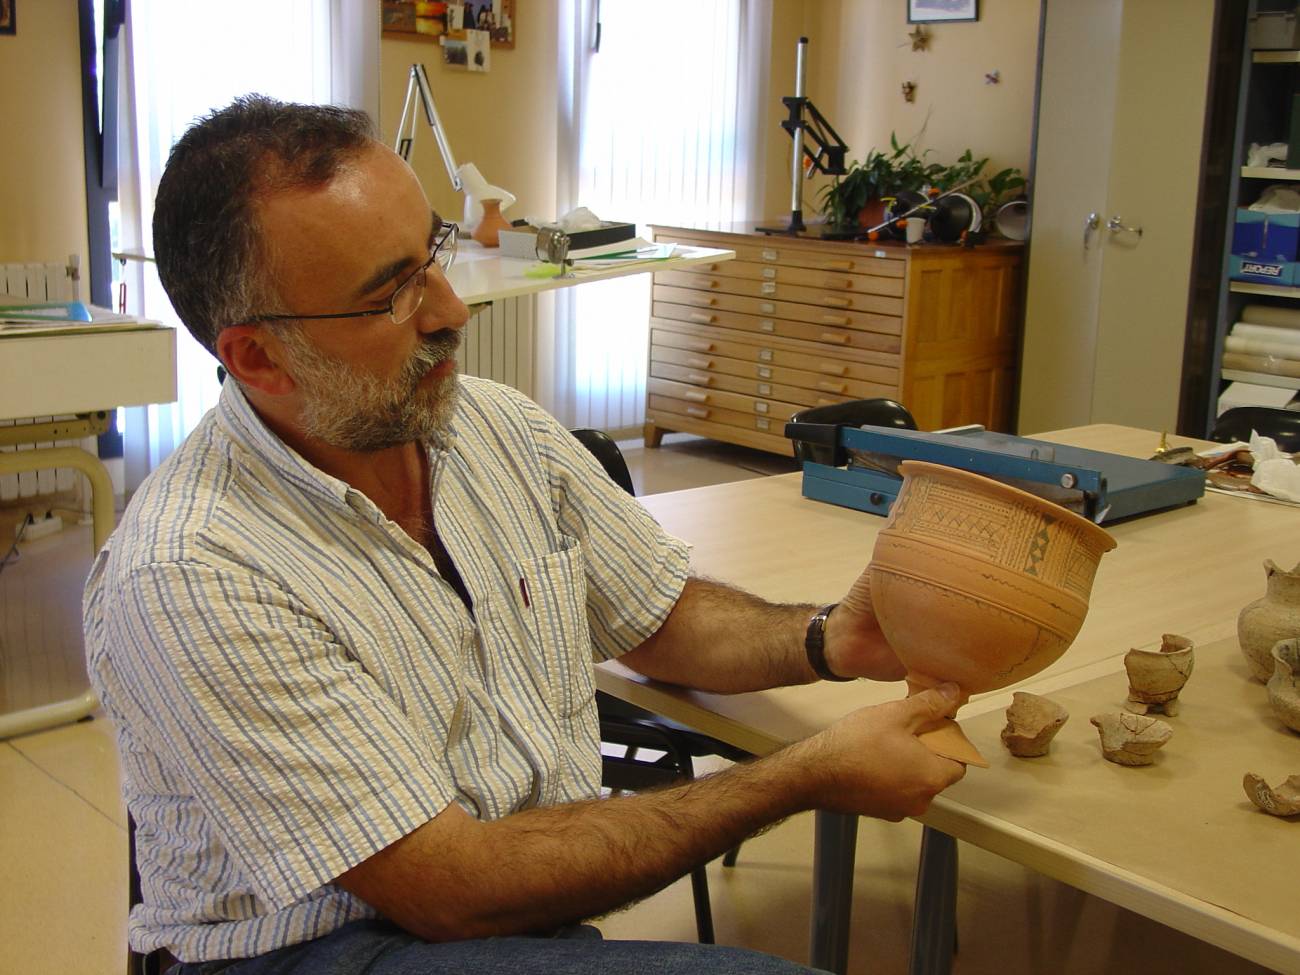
left=762, top=249, right=778, bottom=261
left=761, top=282, right=777, bottom=295
left=759, top=319, right=775, bottom=332
left=758, top=348, right=773, bottom=362
left=757, top=366, right=773, bottom=379
left=760, top=302, right=775, bottom=314
left=757, top=382, right=772, bottom=395
left=755, top=418, right=771, bottom=431
left=761, top=267, right=776, bottom=279
left=754, top=401, right=769, bottom=414
left=874, top=249, right=887, bottom=258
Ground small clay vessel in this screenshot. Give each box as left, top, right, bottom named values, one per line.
left=869, top=461, right=1116, bottom=768
left=471, top=198, right=513, bottom=248
left=1242, top=772, right=1300, bottom=816
left=1090, top=711, right=1173, bottom=766
left=1267, top=638, right=1300, bottom=733
left=1237, top=560, right=1300, bottom=682
left=1124, top=633, right=1194, bottom=716
left=1001, top=692, right=1069, bottom=757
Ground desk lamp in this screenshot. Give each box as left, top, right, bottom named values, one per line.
left=756, top=37, right=849, bottom=236
left=394, top=63, right=515, bottom=239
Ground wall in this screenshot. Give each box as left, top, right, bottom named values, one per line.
left=799, top=0, right=1041, bottom=218
left=379, top=2, right=560, bottom=229
left=0, top=3, right=89, bottom=268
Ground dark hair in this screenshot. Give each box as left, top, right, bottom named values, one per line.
left=151, top=95, right=375, bottom=355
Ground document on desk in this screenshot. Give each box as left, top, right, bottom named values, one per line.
left=0, top=299, right=157, bottom=336
left=572, top=241, right=678, bottom=266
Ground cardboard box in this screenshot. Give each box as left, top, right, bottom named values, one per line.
left=1232, top=209, right=1300, bottom=262
left=1230, top=254, right=1297, bottom=286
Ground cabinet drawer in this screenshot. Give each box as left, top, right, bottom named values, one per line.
left=656, top=231, right=905, bottom=278
left=649, top=394, right=797, bottom=436
left=650, top=327, right=900, bottom=386
left=684, top=258, right=905, bottom=298
left=649, top=359, right=859, bottom=407
left=655, top=268, right=904, bottom=316
left=650, top=345, right=899, bottom=400
left=653, top=285, right=903, bottom=335
left=648, top=376, right=810, bottom=420
left=653, top=300, right=901, bottom=354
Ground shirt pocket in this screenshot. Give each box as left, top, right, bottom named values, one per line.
left=516, top=535, right=595, bottom=720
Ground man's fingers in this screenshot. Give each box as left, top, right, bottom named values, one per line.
left=904, top=683, right=962, bottom=730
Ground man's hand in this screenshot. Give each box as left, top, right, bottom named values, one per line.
left=793, top=684, right=967, bottom=821
left=823, top=567, right=908, bottom=681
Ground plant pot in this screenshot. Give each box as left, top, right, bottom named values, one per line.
left=856, top=198, right=888, bottom=231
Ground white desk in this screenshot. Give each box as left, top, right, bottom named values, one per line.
left=446, top=241, right=734, bottom=305
left=596, top=426, right=1299, bottom=974
left=0, top=322, right=177, bottom=737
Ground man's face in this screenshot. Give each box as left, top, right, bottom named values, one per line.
left=254, top=143, right=470, bottom=451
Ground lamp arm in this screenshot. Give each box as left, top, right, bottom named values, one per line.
left=394, top=63, right=462, bottom=193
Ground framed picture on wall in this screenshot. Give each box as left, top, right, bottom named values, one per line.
left=381, top=1, right=514, bottom=48
left=908, top=0, right=978, bottom=23
left=0, top=0, right=16, bottom=36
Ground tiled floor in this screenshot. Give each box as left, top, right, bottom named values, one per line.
left=0, top=434, right=1272, bottom=974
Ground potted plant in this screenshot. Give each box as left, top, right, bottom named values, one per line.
left=819, top=134, right=943, bottom=229
left=935, top=150, right=1027, bottom=227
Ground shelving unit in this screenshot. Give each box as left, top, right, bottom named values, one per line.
left=1210, top=35, right=1300, bottom=420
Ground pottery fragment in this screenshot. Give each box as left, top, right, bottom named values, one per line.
left=1124, top=633, right=1194, bottom=717
left=1267, top=638, right=1300, bottom=734
left=1242, top=773, right=1300, bottom=817
left=1090, top=711, right=1172, bottom=766
left=1001, top=692, right=1069, bottom=757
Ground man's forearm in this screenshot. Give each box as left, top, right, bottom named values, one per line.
left=619, top=577, right=819, bottom=692
left=340, top=740, right=819, bottom=940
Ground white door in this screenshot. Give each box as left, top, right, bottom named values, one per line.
left=1019, top=0, right=1215, bottom=435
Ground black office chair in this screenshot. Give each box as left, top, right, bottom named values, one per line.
left=785, top=398, right=918, bottom=466
left=1211, top=406, right=1300, bottom=453
left=127, top=814, right=174, bottom=975
left=569, top=427, right=751, bottom=945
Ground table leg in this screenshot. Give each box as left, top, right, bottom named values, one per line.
left=809, top=810, right=859, bottom=974
left=909, top=826, right=958, bottom=975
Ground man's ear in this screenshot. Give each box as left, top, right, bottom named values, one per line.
left=216, top=325, right=297, bottom=396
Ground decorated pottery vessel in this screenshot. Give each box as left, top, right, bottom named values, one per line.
left=868, top=461, right=1116, bottom=766
left=1238, top=560, right=1300, bottom=682
left=1242, top=772, right=1300, bottom=817
left=1267, top=638, right=1300, bottom=734
left=1124, top=633, right=1195, bottom=717
left=1000, top=691, right=1069, bottom=758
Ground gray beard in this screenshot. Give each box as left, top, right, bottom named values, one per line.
left=276, top=326, right=462, bottom=452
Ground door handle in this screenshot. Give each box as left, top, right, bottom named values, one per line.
left=1083, top=212, right=1100, bottom=251
left=1106, top=215, right=1144, bottom=240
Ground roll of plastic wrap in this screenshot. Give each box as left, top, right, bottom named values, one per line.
left=1240, top=303, right=1300, bottom=329
left=1225, top=335, right=1300, bottom=357
left=1232, top=322, right=1300, bottom=346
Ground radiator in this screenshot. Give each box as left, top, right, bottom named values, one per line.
left=460, top=296, right=535, bottom=400
left=0, top=258, right=97, bottom=506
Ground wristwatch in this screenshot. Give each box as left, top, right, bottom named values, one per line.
left=806, top=603, right=854, bottom=681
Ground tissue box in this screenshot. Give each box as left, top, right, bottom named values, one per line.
left=1230, top=254, right=1297, bottom=286
left=496, top=221, right=636, bottom=259
left=1232, top=209, right=1300, bottom=262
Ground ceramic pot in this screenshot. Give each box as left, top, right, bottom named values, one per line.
left=1000, top=691, right=1069, bottom=758
left=1124, top=633, right=1194, bottom=716
left=1267, top=638, right=1300, bottom=733
left=868, top=460, right=1116, bottom=766
left=471, top=198, right=513, bottom=248
left=1238, top=560, right=1300, bottom=682
left=1090, top=711, right=1173, bottom=767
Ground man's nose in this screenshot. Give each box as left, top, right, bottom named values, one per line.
left=415, top=266, right=470, bottom=334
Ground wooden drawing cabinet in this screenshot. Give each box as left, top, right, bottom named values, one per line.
left=645, top=224, right=1024, bottom=455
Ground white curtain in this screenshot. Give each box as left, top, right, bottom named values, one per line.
left=114, top=0, right=376, bottom=492
left=541, top=0, right=771, bottom=432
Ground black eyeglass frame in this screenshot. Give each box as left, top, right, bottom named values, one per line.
left=245, top=222, right=458, bottom=326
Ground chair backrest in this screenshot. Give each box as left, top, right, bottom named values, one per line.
left=787, top=398, right=917, bottom=465
left=570, top=428, right=636, bottom=496
left=1211, top=406, right=1300, bottom=453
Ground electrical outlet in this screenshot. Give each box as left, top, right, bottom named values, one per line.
left=17, top=514, right=63, bottom=541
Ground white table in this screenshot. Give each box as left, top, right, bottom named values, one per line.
left=0, top=321, right=176, bottom=737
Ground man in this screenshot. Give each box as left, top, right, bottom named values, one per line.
left=84, top=96, right=965, bottom=974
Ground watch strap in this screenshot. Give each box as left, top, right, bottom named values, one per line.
left=806, top=602, right=853, bottom=681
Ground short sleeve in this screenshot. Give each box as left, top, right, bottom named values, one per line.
left=105, top=559, right=455, bottom=910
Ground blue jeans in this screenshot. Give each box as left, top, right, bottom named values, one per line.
left=170, top=918, right=831, bottom=974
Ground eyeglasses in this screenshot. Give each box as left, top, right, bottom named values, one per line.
left=247, top=221, right=458, bottom=327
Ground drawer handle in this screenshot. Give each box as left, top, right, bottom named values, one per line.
left=685, top=341, right=714, bottom=353
left=686, top=373, right=712, bottom=384
left=823, top=278, right=853, bottom=290
left=706, top=263, right=720, bottom=271
left=706, top=279, right=721, bottom=288
left=823, top=259, right=854, bottom=271
left=819, top=332, right=850, bottom=345
left=818, top=362, right=848, bottom=377
left=689, top=312, right=717, bottom=324
left=818, top=380, right=847, bottom=394
left=821, top=314, right=850, bottom=326
left=822, top=296, right=852, bottom=308
left=683, top=390, right=709, bottom=403
left=685, top=357, right=713, bottom=368
left=686, top=406, right=710, bottom=418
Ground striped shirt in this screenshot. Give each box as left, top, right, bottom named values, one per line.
left=83, top=376, right=690, bottom=962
